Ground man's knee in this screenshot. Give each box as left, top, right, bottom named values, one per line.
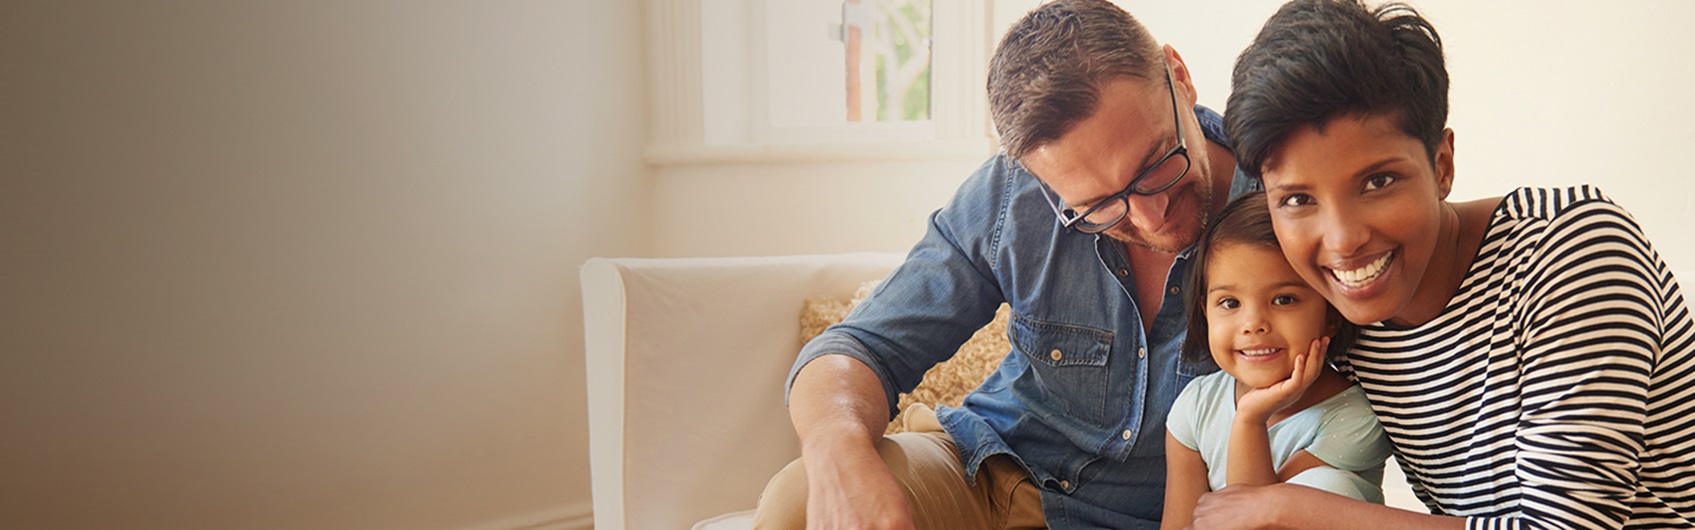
left=751, top=457, right=808, bottom=530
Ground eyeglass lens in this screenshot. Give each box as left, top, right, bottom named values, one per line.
left=1074, top=154, right=1190, bottom=231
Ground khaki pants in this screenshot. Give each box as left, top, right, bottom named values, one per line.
left=751, top=404, right=1046, bottom=530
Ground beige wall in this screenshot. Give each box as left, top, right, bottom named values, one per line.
left=658, top=0, right=1695, bottom=274
left=6, top=0, right=1692, bottom=528
left=1, top=1, right=644, bottom=528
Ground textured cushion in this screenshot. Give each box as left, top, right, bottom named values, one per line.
left=799, top=281, right=1010, bottom=434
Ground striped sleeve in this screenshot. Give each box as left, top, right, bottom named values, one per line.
left=1467, top=193, right=1659, bottom=530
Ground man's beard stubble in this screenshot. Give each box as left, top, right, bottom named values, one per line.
left=1103, top=175, right=1214, bottom=254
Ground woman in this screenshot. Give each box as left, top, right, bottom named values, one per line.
left=1196, top=0, right=1695, bottom=528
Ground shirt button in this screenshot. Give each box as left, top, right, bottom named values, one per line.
left=1169, top=286, right=1180, bottom=295
left=1050, top=349, right=1063, bottom=361
left=1137, top=347, right=1146, bottom=358
left=1060, top=480, right=1071, bottom=490
left=1122, top=429, right=1133, bottom=440
left=1116, top=268, right=1130, bottom=278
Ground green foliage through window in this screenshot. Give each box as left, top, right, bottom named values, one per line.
left=872, top=0, right=930, bottom=121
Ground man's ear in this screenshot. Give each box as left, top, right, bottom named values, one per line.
left=1165, top=44, right=1198, bottom=108
left=1435, top=128, right=1456, bottom=199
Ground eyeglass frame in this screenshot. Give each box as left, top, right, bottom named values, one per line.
left=1034, top=62, right=1191, bottom=234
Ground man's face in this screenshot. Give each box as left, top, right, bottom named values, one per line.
left=1020, top=75, right=1214, bottom=253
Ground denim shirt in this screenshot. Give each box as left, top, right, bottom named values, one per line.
left=787, top=106, right=1261, bottom=528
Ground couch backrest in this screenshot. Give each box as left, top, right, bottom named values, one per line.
left=581, top=253, right=905, bottom=530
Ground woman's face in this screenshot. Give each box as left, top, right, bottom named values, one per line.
left=1259, top=113, right=1454, bottom=325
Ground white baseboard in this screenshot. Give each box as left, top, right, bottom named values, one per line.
left=458, top=501, right=593, bottom=530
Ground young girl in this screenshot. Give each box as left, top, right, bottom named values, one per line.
left=1161, top=191, right=1391, bottom=529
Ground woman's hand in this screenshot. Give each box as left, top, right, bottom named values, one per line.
left=1235, top=337, right=1327, bottom=424
left=1188, top=483, right=1286, bottom=529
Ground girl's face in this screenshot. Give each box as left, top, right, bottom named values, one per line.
left=1204, top=242, right=1335, bottom=390
left=1260, top=113, right=1455, bottom=326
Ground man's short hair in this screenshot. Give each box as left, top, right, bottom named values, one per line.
left=988, top=0, right=1164, bottom=160
left=1225, top=0, right=1449, bottom=180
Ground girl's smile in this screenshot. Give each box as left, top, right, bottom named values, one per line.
left=1204, top=242, right=1335, bottom=389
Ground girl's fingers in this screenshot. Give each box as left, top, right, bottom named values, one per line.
left=1307, top=338, right=1327, bottom=378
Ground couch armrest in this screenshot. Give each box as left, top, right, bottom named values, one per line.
left=582, top=253, right=905, bottom=530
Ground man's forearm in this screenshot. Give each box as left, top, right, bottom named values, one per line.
left=785, top=353, right=921, bottom=528
left=788, top=353, right=892, bottom=454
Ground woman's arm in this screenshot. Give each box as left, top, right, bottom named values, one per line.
left=1190, top=483, right=1464, bottom=530
left=1163, top=432, right=1211, bottom=530
left=1480, top=199, right=1661, bottom=528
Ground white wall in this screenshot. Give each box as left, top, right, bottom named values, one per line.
left=652, top=159, right=979, bottom=257
left=1, top=1, right=644, bottom=528
left=658, top=0, right=1694, bottom=274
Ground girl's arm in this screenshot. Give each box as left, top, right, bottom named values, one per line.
left=1225, top=339, right=1325, bottom=487
left=1162, top=432, right=1211, bottom=530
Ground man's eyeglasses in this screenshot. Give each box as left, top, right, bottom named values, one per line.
left=1037, top=64, right=1191, bottom=234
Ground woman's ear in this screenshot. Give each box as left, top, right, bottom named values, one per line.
left=1435, top=128, right=1456, bottom=199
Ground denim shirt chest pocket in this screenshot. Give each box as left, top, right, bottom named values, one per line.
left=1008, top=311, right=1114, bottom=425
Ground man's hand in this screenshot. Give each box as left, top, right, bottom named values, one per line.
left=801, top=434, right=916, bottom=530
left=787, top=355, right=915, bottom=529
left=1235, top=337, right=1327, bottom=424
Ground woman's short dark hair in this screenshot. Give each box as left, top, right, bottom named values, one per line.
left=1181, top=191, right=1357, bottom=366
left=988, top=0, right=1163, bottom=160
left=1225, top=0, right=1448, bottom=180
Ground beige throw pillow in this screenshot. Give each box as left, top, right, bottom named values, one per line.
left=799, top=281, right=1011, bottom=434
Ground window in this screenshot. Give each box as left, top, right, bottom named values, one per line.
left=646, top=0, right=993, bottom=163
left=765, top=0, right=931, bottom=128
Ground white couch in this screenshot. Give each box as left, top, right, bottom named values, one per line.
left=581, top=253, right=907, bottom=530
left=581, top=253, right=1458, bottom=529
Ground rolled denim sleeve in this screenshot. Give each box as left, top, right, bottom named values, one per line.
left=784, top=157, right=1013, bottom=420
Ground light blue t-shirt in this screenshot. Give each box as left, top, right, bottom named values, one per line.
left=1166, top=370, right=1392, bottom=503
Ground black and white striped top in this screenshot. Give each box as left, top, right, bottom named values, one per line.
left=1337, top=186, right=1695, bottom=529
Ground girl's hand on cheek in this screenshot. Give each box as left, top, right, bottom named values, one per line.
left=1235, top=337, right=1328, bottom=423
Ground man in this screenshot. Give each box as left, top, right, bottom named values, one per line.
left=752, top=1, right=1259, bottom=527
